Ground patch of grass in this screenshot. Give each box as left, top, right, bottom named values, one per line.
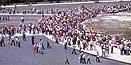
left=122, top=28, right=131, bottom=40
left=105, top=31, right=122, bottom=35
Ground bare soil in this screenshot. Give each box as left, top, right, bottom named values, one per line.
left=83, top=12, right=131, bottom=36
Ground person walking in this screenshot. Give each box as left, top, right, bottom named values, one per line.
left=79, top=52, right=84, bottom=63
left=46, top=40, right=51, bottom=49
left=71, top=45, right=76, bottom=55
left=65, top=56, right=70, bottom=64
left=96, top=51, right=101, bottom=63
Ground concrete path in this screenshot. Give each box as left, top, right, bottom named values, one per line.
left=0, top=33, right=129, bottom=65
left=43, top=34, right=131, bottom=64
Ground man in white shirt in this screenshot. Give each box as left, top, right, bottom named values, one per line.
left=21, top=16, right=24, bottom=23
left=11, top=36, right=15, bottom=46
left=15, top=37, right=21, bottom=47
left=96, top=51, right=101, bottom=63
left=82, top=53, right=86, bottom=64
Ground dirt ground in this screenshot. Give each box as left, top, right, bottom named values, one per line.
left=83, top=12, right=131, bottom=39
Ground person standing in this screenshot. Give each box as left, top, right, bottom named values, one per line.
left=40, top=39, right=45, bottom=50
left=64, top=42, right=68, bottom=50
left=21, top=16, right=24, bottom=23
left=86, top=54, right=91, bottom=64
left=46, top=40, right=51, bottom=49
left=96, top=51, right=101, bottom=63
left=32, top=36, right=35, bottom=45
left=55, top=37, right=59, bottom=44
left=64, top=38, right=67, bottom=50
left=82, top=53, right=86, bottom=64
left=36, top=42, right=39, bottom=53
left=0, top=16, right=1, bottom=21
left=108, top=44, right=112, bottom=57
left=102, top=49, right=106, bottom=57
left=22, top=32, right=26, bottom=41
left=0, top=35, right=5, bottom=47
left=38, top=42, right=44, bottom=54
left=67, top=37, right=71, bottom=46
left=32, top=7, right=36, bottom=14
left=8, top=34, right=11, bottom=44
left=0, top=37, right=2, bottom=46
left=126, top=46, right=130, bottom=55
left=72, top=37, right=77, bottom=45
left=77, top=40, right=82, bottom=53
left=79, top=52, right=84, bottom=63
left=2, top=27, right=6, bottom=36
left=32, top=43, right=37, bottom=53
left=111, top=44, right=114, bottom=54
left=36, top=26, right=40, bottom=34
left=28, top=24, right=32, bottom=34
left=10, top=36, right=15, bottom=46
left=15, top=37, right=21, bottom=47
left=23, top=25, right=26, bottom=32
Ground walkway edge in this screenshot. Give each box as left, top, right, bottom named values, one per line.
left=43, top=34, right=131, bottom=65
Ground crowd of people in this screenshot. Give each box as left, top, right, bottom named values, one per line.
left=0, top=16, right=10, bottom=22
left=0, top=3, right=131, bottom=64
left=32, top=38, right=52, bottom=54
left=0, top=34, right=21, bottom=47
left=0, top=6, right=46, bottom=15
left=35, top=3, right=131, bottom=57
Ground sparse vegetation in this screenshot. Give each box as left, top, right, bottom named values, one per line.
left=84, top=14, right=131, bottom=40
left=122, top=28, right=131, bottom=40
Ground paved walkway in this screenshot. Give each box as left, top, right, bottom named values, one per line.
left=0, top=33, right=128, bottom=65
left=42, top=34, right=131, bottom=64
left=2, top=33, right=129, bottom=64
left=0, top=1, right=130, bottom=64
